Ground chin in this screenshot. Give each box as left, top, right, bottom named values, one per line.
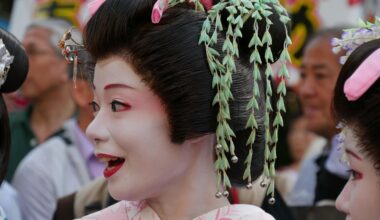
left=109, top=190, right=131, bottom=201
left=108, top=185, right=144, bottom=202
left=306, top=122, right=321, bottom=133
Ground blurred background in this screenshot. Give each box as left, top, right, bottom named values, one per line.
left=1, top=1, right=379, bottom=220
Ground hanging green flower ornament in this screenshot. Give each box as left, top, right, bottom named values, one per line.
left=152, top=0, right=291, bottom=204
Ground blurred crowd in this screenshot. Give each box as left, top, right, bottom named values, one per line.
left=0, top=0, right=379, bottom=220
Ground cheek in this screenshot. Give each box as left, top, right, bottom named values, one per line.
left=26, top=62, right=43, bottom=81
left=114, top=115, right=185, bottom=165
left=349, top=179, right=380, bottom=220
left=110, top=112, right=171, bottom=154
left=321, top=92, right=333, bottom=109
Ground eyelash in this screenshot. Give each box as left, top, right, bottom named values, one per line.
left=348, top=169, right=362, bottom=181
left=89, top=101, right=100, bottom=113
left=88, top=100, right=130, bottom=113
left=110, top=100, right=130, bottom=112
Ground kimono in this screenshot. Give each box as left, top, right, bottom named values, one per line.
left=77, top=200, right=274, bottom=220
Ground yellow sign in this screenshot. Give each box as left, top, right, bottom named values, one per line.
left=35, top=0, right=85, bottom=27
left=283, top=0, right=320, bottom=66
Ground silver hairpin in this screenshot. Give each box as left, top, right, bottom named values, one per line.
left=0, top=39, right=14, bottom=88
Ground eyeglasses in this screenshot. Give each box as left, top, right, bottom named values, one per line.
left=25, top=48, right=55, bottom=57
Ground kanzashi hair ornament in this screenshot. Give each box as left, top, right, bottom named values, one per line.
left=88, top=0, right=106, bottom=15
left=152, top=0, right=213, bottom=23
left=58, top=28, right=84, bottom=86
left=0, top=39, right=14, bottom=88
left=152, top=0, right=292, bottom=204
left=332, top=17, right=380, bottom=65
left=344, top=48, right=380, bottom=101
left=332, top=17, right=380, bottom=101
left=335, top=122, right=348, bottom=166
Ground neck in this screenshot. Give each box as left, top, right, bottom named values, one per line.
left=147, top=137, right=230, bottom=219
left=30, top=84, right=75, bottom=143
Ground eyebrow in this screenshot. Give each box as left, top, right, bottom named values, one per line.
left=300, top=64, right=327, bottom=70
left=104, top=83, right=135, bottom=90
left=345, top=149, right=362, bottom=161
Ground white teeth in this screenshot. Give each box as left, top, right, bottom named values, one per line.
left=99, top=158, right=110, bottom=163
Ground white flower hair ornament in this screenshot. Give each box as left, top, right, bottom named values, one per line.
left=332, top=17, right=380, bottom=65
left=0, top=39, right=14, bottom=89
left=332, top=18, right=380, bottom=164
left=332, top=18, right=380, bottom=102
left=336, top=122, right=348, bottom=165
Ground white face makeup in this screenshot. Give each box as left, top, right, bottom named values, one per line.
left=335, top=127, right=380, bottom=220
left=86, top=56, right=196, bottom=201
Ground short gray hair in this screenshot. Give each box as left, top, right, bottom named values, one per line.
left=27, top=19, right=83, bottom=78
left=27, top=18, right=82, bottom=55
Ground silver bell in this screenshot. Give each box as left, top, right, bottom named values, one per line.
left=231, top=156, right=238, bottom=163
left=246, top=183, right=253, bottom=189
left=215, top=191, right=223, bottom=198
left=268, top=197, right=276, bottom=205
left=223, top=190, right=229, bottom=197
left=260, top=181, right=267, bottom=188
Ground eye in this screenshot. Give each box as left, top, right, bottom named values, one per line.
left=89, top=101, right=100, bottom=113
left=348, top=169, right=362, bottom=181
left=299, top=71, right=306, bottom=80
left=110, top=100, right=130, bottom=112
left=315, top=72, right=327, bottom=80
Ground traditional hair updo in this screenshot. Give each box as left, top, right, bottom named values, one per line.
left=0, top=28, right=29, bottom=182
left=84, top=0, right=288, bottom=184
left=333, top=39, right=380, bottom=174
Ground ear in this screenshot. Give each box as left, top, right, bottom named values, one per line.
left=71, top=79, right=93, bottom=108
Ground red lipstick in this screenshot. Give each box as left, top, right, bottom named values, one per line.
left=104, top=162, right=124, bottom=178
left=96, top=153, right=125, bottom=178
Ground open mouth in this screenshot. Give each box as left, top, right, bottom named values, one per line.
left=97, top=154, right=126, bottom=178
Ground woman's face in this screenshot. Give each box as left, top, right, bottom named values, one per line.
left=86, top=56, right=196, bottom=201
left=336, top=127, right=380, bottom=220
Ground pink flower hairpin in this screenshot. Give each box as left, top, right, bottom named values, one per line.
left=344, top=48, right=380, bottom=101
left=88, top=0, right=106, bottom=15
left=152, top=0, right=213, bottom=24
left=152, top=0, right=169, bottom=24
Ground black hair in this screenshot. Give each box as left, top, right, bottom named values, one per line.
left=0, top=28, right=29, bottom=183
left=84, top=0, right=288, bottom=184
left=333, top=39, right=380, bottom=174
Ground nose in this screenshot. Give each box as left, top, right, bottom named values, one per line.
left=86, top=111, right=109, bottom=144
left=299, top=74, right=316, bottom=99
left=335, top=182, right=350, bottom=215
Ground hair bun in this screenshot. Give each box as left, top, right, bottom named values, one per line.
left=0, top=28, right=28, bottom=93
